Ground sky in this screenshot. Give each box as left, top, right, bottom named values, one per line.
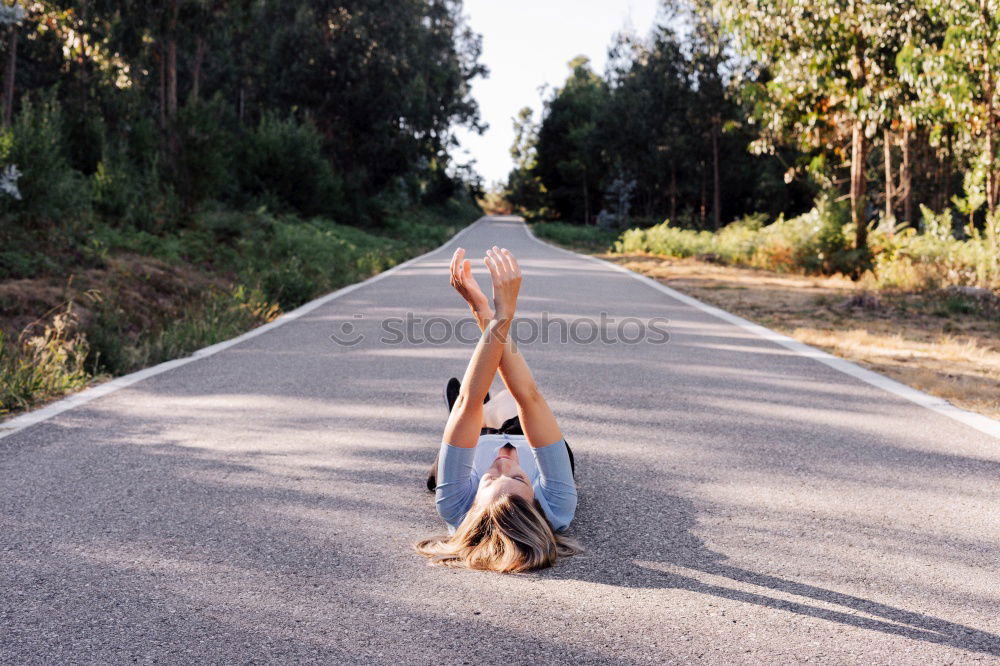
left=452, top=0, right=663, bottom=188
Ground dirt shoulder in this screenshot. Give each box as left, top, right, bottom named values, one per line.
left=604, top=253, right=1000, bottom=420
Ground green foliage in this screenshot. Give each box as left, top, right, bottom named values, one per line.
left=92, top=131, right=166, bottom=231
left=84, top=285, right=280, bottom=376
left=0, top=95, right=89, bottom=224
left=508, top=20, right=808, bottom=230
left=235, top=113, right=343, bottom=217
left=869, top=207, right=1000, bottom=290
left=532, top=222, right=621, bottom=252
left=0, top=0, right=489, bottom=419
left=169, top=96, right=237, bottom=212
left=614, top=197, right=998, bottom=291
left=530, top=57, right=609, bottom=225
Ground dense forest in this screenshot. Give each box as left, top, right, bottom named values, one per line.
left=0, top=0, right=487, bottom=415
left=508, top=0, right=1000, bottom=260
left=0, top=0, right=484, bottom=258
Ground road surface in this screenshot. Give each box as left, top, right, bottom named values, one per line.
left=2, top=216, right=998, bottom=664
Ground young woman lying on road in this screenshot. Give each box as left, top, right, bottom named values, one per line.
left=414, top=246, right=580, bottom=573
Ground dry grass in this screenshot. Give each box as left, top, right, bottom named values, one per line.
left=607, top=253, right=1000, bottom=420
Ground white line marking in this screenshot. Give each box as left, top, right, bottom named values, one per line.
left=522, top=219, right=1000, bottom=440
left=0, top=217, right=487, bottom=441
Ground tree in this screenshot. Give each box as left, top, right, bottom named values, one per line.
left=0, top=1, right=25, bottom=126
left=902, top=1, right=1000, bottom=214
left=716, top=0, right=919, bottom=252
left=532, top=56, right=608, bottom=224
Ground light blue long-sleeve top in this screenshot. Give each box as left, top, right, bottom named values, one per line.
left=434, top=434, right=577, bottom=535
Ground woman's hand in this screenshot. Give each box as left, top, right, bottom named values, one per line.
left=450, top=247, right=491, bottom=320
left=484, top=246, right=521, bottom=321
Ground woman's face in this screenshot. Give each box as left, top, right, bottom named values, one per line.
left=476, top=445, right=534, bottom=504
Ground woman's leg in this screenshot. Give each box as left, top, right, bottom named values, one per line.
left=483, top=389, right=518, bottom=429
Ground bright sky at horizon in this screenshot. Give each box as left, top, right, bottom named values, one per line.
left=452, top=0, right=663, bottom=188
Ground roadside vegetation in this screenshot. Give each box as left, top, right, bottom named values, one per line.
left=523, top=0, right=1000, bottom=419
left=0, top=1, right=485, bottom=418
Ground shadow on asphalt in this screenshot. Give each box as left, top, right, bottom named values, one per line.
left=537, top=453, right=1000, bottom=657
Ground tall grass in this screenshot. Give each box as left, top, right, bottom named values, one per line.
left=0, top=306, right=90, bottom=416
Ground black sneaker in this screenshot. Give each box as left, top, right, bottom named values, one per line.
left=444, top=377, right=490, bottom=413
left=444, top=377, right=461, bottom=413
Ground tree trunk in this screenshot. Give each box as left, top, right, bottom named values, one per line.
left=158, top=41, right=166, bottom=129
left=166, top=0, right=179, bottom=119
left=582, top=174, right=590, bottom=225
left=711, top=116, right=721, bottom=229
left=883, top=128, right=894, bottom=228
left=699, top=160, right=707, bottom=227
left=166, top=44, right=178, bottom=118
left=238, top=84, right=245, bottom=124
left=3, top=25, right=16, bottom=127
left=191, top=36, right=206, bottom=103
left=670, top=163, right=677, bottom=221
left=945, top=125, right=954, bottom=210
left=901, top=127, right=912, bottom=225
left=983, top=0, right=997, bottom=212
left=850, top=119, right=868, bottom=250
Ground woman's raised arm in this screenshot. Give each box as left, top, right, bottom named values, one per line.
left=441, top=247, right=521, bottom=448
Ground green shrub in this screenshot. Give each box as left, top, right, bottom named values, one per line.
left=170, top=95, right=236, bottom=211
left=869, top=207, right=999, bottom=290
left=84, top=284, right=279, bottom=376
left=0, top=95, right=90, bottom=224
left=92, top=129, right=166, bottom=231
left=533, top=221, right=621, bottom=252
left=613, top=196, right=998, bottom=291
left=614, top=197, right=853, bottom=274
left=235, top=112, right=344, bottom=217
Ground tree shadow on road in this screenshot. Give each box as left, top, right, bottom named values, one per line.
left=544, top=456, right=1000, bottom=658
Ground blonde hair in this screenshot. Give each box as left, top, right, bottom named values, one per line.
left=414, top=494, right=581, bottom=573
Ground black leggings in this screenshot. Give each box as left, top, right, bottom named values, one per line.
left=426, top=415, right=576, bottom=491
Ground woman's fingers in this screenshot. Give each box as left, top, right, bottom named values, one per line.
left=484, top=253, right=499, bottom=282
left=461, top=258, right=473, bottom=282
left=499, top=247, right=519, bottom=276
left=485, top=249, right=499, bottom=280
left=450, top=248, right=463, bottom=284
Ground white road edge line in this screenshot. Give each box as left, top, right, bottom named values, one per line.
left=0, top=216, right=488, bottom=441
left=522, top=218, right=1000, bottom=441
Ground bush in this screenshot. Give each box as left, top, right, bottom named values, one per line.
left=533, top=221, right=621, bottom=252
left=169, top=95, right=237, bottom=212
left=238, top=215, right=406, bottom=309
left=748, top=195, right=857, bottom=275
left=1, top=306, right=91, bottom=416
left=613, top=196, right=998, bottom=291
left=235, top=112, right=343, bottom=217
left=0, top=95, right=90, bottom=224
left=616, top=198, right=854, bottom=274
left=868, top=207, right=999, bottom=290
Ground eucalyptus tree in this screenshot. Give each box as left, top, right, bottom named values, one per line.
left=715, top=0, right=920, bottom=251
left=900, top=0, right=1000, bottom=216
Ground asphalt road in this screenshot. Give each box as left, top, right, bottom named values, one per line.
left=2, top=216, right=998, bottom=664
